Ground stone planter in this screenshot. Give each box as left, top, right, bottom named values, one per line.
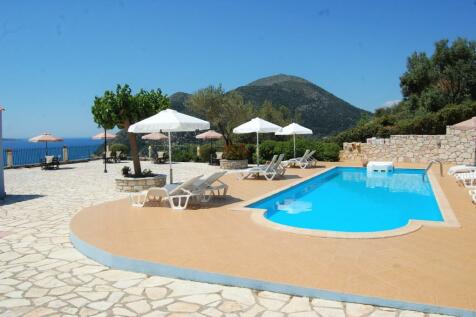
left=220, top=159, right=248, bottom=169
left=115, top=174, right=167, bottom=192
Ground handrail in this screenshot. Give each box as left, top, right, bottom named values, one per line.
left=423, top=159, right=443, bottom=181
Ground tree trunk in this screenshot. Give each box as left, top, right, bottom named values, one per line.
left=124, top=121, right=142, bottom=176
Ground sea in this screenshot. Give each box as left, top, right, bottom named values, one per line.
left=2, top=138, right=103, bottom=167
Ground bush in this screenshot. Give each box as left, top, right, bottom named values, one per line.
left=246, top=139, right=341, bottom=162
left=172, top=144, right=198, bottom=162
left=110, top=143, right=129, bottom=156
left=197, top=144, right=216, bottom=162
left=223, top=143, right=249, bottom=160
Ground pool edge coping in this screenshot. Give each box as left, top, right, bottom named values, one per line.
left=233, top=165, right=460, bottom=239
left=69, top=230, right=476, bottom=317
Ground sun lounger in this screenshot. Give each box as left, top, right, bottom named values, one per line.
left=238, top=154, right=285, bottom=181
left=130, top=175, right=203, bottom=209
left=192, top=171, right=229, bottom=201
left=456, top=172, right=476, bottom=187
left=283, top=150, right=316, bottom=169
left=41, top=155, right=60, bottom=170
left=155, top=151, right=166, bottom=164
left=211, top=152, right=223, bottom=165
left=448, top=165, right=476, bottom=176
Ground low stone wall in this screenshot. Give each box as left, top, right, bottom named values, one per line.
left=115, top=174, right=167, bottom=192
left=220, top=159, right=248, bottom=169
left=340, top=126, right=475, bottom=165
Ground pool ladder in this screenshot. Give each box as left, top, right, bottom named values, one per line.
left=423, top=159, right=443, bottom=181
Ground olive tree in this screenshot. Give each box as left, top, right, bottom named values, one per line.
left=186, top=85, right=253, bottom=145
left=92, top=84, right=170, bottom=176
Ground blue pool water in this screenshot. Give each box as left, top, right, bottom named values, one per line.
left=249, top=167, right=444, bottom=232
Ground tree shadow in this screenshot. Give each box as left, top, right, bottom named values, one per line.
left=0, top=194, right=45, bottom=206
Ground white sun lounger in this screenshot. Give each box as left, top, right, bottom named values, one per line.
left=283, top=150, right=316, bottom=169
left=192, top=171, right=229, bottom=202
left=455, top=172, right=476, bottom=187
left=130, top=175, right=203, bottom=209
left=448, top=165, right=476, bottom=176
left=238, top=154, right=285, bottom=181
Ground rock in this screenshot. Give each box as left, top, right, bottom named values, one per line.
left=95, top=270, right=146, bottom=282
left=113, top=307, right=137, bottom=316
left=217, top=300, right=246, bottom=313
left=0, top=298, right=30, bottom=308
left=126, top=300, right=152, bottom=314
left=180, top=294, right=221, bottom=305
left=314, top=307, right=346, bottom=317
left=399, top=311, right=425, bottom=317
left=87, top=300, right=114, bottom=311
left=24, top=287, right=49, bottom=298
left=77, top=291, right=109, bottom=301
left=258, top=297, right=286, bottom=310
left=221, top=287, right=255, bottom=305
left=258, top=291, right=290, bottom=302
left=167, top=301, right=201, bottom=313
left=49, top=248, right=84, bottom=261
left=345, top=303, right=374, bottom=317
left=139, top=276, right=174, bottom=287
left=167, top=280, right=223, bottom=297
left=311, top=298, right=343, bottom=308
left=281, top=297, right=311, bottom=313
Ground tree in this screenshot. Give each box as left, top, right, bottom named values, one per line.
left=186, top=85, right=253, bottom=145
left=92, top=84, right=170, bottom=176
left=257, top=100, right=291, bottom=126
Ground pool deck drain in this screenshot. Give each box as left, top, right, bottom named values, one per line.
left=70, top=162, right=476, bottom=314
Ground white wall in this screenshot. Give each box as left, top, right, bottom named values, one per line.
left=0, top=109, right=5, bottom=198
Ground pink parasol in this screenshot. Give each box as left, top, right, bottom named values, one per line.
left=29, top=132, right=64, bottom=155
left=29, top=132, right=64, bottom=143
left=92, top=132, right=116, bottom=140
left=92, top=130, right=116, bottom=173
left=196, top=130, right=223, bottom=140
left=141, top=132, right=168, bottom=140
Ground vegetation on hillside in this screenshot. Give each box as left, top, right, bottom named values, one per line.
left=334, top=38, right=476, bottom=144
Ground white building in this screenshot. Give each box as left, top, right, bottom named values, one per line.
left=0, top=107, right=5, bottom=199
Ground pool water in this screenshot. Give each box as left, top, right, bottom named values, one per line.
left=249, top=167, right=444, bottom=233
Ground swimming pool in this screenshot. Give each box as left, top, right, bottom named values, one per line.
left=248, top=167, right=444, bottom=233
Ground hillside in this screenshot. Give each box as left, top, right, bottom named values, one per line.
left=170, top=74, right=369, bottom=136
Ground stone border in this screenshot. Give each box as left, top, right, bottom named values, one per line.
left=70, top=231, right=476, bottom=317
left=233, top=166, right=460, bottom=239
left=220, top=159, right=248, bottom=169
left=115, top=174, right=167, bottom=192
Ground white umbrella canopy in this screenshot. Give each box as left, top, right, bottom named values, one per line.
left=128, top=109, right=210, bottom=183
left=233, top=117, right=281, bottom=166
left=128, top=109, right=209, bottom=133
left=275, top=123, right=313, bottom=158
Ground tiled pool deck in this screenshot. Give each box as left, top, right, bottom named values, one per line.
left=1, top=160, right=474, bottom=316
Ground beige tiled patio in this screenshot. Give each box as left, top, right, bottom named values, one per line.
left=71, top=162, right=476, bottom=312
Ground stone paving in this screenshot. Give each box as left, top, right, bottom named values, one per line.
left=0, top=160, right=453, bottom=316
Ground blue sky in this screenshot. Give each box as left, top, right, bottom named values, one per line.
left=1, top=0, right=475, bottom=138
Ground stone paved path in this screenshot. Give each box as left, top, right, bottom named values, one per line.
left=0, top=161, right=453, bottom=316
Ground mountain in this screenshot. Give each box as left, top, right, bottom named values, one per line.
left=234, top=74, right=369, bottom=136
left=170, top=74, right=370, bottom=136
left=169, top=92, right=191, bottom=113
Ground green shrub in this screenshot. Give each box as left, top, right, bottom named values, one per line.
left=223, top=143, right=249, bottom=160
left=197, top=144, right=216, bottom=162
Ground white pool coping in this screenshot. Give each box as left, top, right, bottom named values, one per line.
left=232, top=166, right=460, bottom=239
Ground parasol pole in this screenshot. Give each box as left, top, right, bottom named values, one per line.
left=293, top=133, right=296, bottom=158
left=103, top=128, right=107, bottom=173
left=168, top=131, right=173, bottom=184
left=256, top=131, right=260, bottom=167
